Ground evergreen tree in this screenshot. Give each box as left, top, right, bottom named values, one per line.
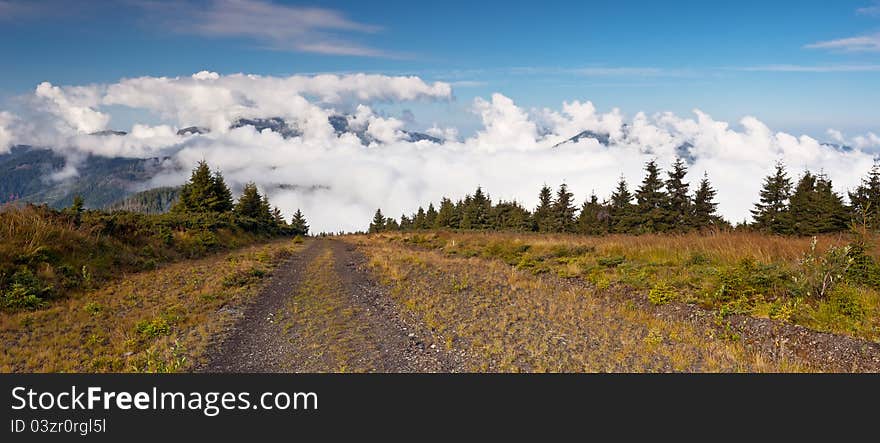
left=400, top=214, right=412, bottom=230
left=814, top=173, right=849, bottom=233
left=788, top=171, right=847, bottom=235
left=691, top=172, right=719, bottom=229
left=173, top=161, right=234, bottom=213
left=491, top=200, right=531, bottom=231
left=211, top=172, right=234, bottom=213
left=414, top=206, right=427, bottom=229
left=467, top=187, right=492, bottom=229
left=369, top=208, right=386, bottom=233
left=609, top=176, right=637, bottom=233
left=235, top=182, right=272, bottom=221
left=850, top=162, right=880, bottom=228
left=552, top=183, right=576, bottom=232
left=425, top=203, right=438, bottom=227
left=635, top=160, right=668, bottom=232
left=751, top=161, right=792, bottom=234
left=577, top=193, right=608, bottom=235
left=665, top=158, right=690, bottom=230
left=434, top=198, right=457, bottom=228
left=458, top=195, right=473, bottom=229
left=533, top=185, right=555, bottom=232
left=290, top=209, right=309, bottom=236
left=272, top=206, right=286, bottom=226
left=385, top=217, right=400, bottom=231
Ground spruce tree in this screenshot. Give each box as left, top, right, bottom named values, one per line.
left=751, top=161, right=792, bottom=234
left=469, top=187, right=492, bottom=229
left=552, top=183, right=576, bottom=232
left=435, top=198, right=457, bottom=228
left=609, top=176, right=636, bottom=233
left=577, top=193, right=607, bottom=235
left=400, top=214, right=412, bottom=230
left=369, top=208, right=386, bottom=233
left=290, top=209, right=309, bottom=236
left=665, top=157, right=690, bottom=231
left=533, top=185, right=555, bottom=232
left=691, top=173, right=719, bottom=229
left=414, top=206, right=427, bottom=229
left=272, top=206, right=286, bottom=226
left=850, top=162, right=880, bottom=228
left=814, top=173, right=849, bottom=233
left=235, top=182, right=272, bottom=222
left=173, top=161, right=234, bottom=213
left=425, top=203, right=438, bottom=227
left=635, top=159, right=668, bottom=232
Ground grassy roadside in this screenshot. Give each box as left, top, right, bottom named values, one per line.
left=0, top=238, right=302, bottom=372
left=359, top=231, right=880, bottom=342
left=357, top=236, right=806, bottom=372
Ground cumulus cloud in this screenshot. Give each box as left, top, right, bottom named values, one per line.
left=0, top=111, right=15, bottom=153
left=1, top=71, right=877, bottom=232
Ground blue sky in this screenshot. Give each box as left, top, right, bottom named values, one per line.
left=1, top=0, right=879, bottom=137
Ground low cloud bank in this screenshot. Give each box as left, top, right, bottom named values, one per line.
left=0, top=71, right=877, bottom=232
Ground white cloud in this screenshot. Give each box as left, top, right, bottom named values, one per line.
left=737, top=64, right=880, bottom=72
left=858, top=1, right=880, bottom=16
left=0, top=111, right=15, bottom=153
left=2, top=72, right=878, bottom=232
left=806, top=33, right=880, bottom=52
left=137, top=0, right=388, bottom=57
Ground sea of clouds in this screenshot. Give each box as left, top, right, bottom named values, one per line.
left=0, top=71, right=877, bottom=232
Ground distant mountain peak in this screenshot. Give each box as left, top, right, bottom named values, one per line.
left=553, top=130, right=611, bottom=148
left=177, top=126, right=210, bottom=136
left=90, top=130, right=127, bottom=136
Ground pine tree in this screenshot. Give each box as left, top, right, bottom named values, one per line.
left=850, top=162, right=880, bottom=229
left=636, top=160, right=668, bottom=232
left=385, top=217, right=400, bottom=231
left=234, top=182, right=273, bottom=222
left=369, top=208, right=386, bottom=233
left=211, top=171, right=234, bottom=213
left=552, top=183, right=576, bottom=232
left=491, top=200, right=531, bottom=231
left=425, top=203, right=438, bottom=227
left=751, top=161, right=792, bottom=234
left=272, top=206, right=286, bottom=226
left=533, top=185, right=554, bottom=232
left=691, top=173, right=719, bottom=229
left=414, top=206, right=427, bottom=229
left=609, top=176, right=636, bottom=233
left=172, top=161, right=234, bottom=213
left=434, top=198, right=457, bottom=228
left=814, top=173, right=849, bottom=233
left=468, top=187, right=492, bottom=229
left=577, top=193, right=608, bottom=235
left=290, top=209, right=309, bottom=236
left=400, top=214, right=412, bottom=230
left=665, top=157, right=690, bottom=231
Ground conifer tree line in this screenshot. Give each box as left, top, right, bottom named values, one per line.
left=369, top=158, right=880, bottom=236
left=172, top=161, right=309, bottom=236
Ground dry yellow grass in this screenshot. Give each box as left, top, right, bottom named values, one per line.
left=0, top=238, right=301, bottom=372
left=354, top=230, right=880, bottom=342
left=358, top=237, right=812, bottom=372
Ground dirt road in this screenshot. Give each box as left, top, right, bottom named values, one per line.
left=204, top=239, right=456, bottom=373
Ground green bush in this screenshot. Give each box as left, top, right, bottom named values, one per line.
left=597, top=255, right=626, bottom=268
left=648, top=282, right=676, bottom=305
left=135, top=317, right=172, bottom=338
left=0, top=269, right=52, bottom=310
left=793, top=238, right=853, bottom=299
